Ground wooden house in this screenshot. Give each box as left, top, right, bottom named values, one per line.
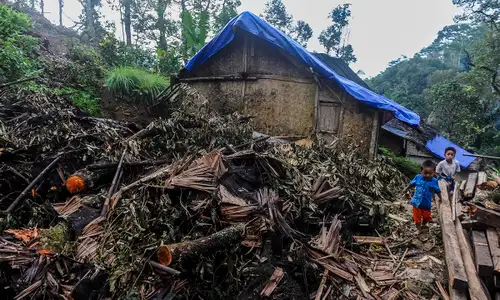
left=178, top=12, right=419, bottom=159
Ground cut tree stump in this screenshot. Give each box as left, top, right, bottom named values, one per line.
left=455, top=220, right=490, bottom=300
left=465, top=173, right=478, bottom=199
left=438, top=181, right=468, bottom=290
left=487, top=228, right=500, bottom=274
left=477, top=172, right=488, bottom=187
left=472, top=231, right=494, bottom=277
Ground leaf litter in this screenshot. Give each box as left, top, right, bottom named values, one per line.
left=0, top=85, right=444, bottom=299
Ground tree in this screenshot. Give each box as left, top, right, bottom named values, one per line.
left=58, top=0, right=63, bottom=26
left=427, top=80, right=484, bottom=147
left=262, top=0, right=313, bottom=47
left=213, top=0, right=241, bottom=33
left=291, top=20, right=312, bottom=47
left=263, top=0, right=292, bottom=33
left=123, top=0, right=132, bottom=44
left=453, top=0, right=499, bottom=30
left=318, top=4, right=357, bottom=64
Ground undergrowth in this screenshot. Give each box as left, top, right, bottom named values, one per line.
left=55, top=87, right=100, bottom=115
left=105, top=66, right=169, bottom=101
left=379, top=146, right=420, bottom=178
left=0, top=5, right=41, bottom=82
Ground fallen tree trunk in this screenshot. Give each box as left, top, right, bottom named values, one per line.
left=438, top=181, right=468, bottom=290
left=65, top=169, right=112, bottom=194
left=157, top=224, right=246, bottom=264
left=455, top=219, right=490, bottom=300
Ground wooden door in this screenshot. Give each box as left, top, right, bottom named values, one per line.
left=317, top=101, right=341, bottom=134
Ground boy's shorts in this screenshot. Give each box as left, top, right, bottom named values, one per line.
left=413, top=207, right=432, bottom=224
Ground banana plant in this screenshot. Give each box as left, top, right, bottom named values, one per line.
left=181, top=9, right=209, bottom=59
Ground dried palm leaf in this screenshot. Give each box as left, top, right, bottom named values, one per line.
left=166, top=165, right=216, bottom=193
left=310, top=216, right=342, bottom=259
left=54, top=196, right=83, bottom=217
left=218, top=185, right=247, bottom=206
left=76, top=238, right=99, bottom=262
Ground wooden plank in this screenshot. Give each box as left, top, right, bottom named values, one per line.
left=461, top=219, right=488, bottom=230
left=455, top=220, right=490, bottom=300
left=438, top=181, right=468, bottom=290
left=460, top=180, right=467, bottom=193
left=452, top=183, right=459, bottom=221
left=472, top=231, right=494, bottom=277
left=477, top=172, right=488, bottom=186
left=456, top=201, right=464, bottom=221
left=487, top=228, right=500, bottom=274
left=465, top=173, right=478, bottom=199
left=470, top=203, right=500, bottom=228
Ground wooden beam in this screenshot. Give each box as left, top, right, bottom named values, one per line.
left=353, top=236, right=384, bottom=245
left=465, top=173, right=478, bottom=199
left=452, top=184, right=459, bottom=221
left=472, top=231, right=494, bottom=277
left=487, top=228, right=500, bottom=274
left=455, top=220, right=490, bottom=300
left=470, top=203, right=500, bottom=228
left=438, top=181, right=468, bottom=290
left=477, top=172, right=488, bottom=186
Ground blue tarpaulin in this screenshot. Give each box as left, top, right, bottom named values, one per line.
left=185, top=11, right=421, bottom=126
left=425, top=135, right=475, bottom=168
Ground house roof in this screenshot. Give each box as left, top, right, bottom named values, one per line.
left=381, top=119, right=475, bottom=168
left=312, top=53, right=371, bottom=90
left=185, top=11, right=420, bottom=126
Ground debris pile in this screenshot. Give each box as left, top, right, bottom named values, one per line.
left=1, top=86, right=443, bottom=299
left=441, top=170, right=500, bottom=299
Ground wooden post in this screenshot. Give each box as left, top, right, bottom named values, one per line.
left=438, top=181, right=468, bottom=290
left=452, top=184, right=459, bottom=221
left=455, top=220, right=490, bottom=300
left=465, top=173, right=478, bottom=199
left=487, top=228, right=500, bottom=274
left=472, top=231, right=494, bottom=277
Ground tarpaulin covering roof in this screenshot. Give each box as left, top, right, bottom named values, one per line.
left=425, top=135, right=475, bottom=168
left=382, top=121, right=475, bottom=168
left=313, top=53, right=372, bottom=90
left=185, top=11, right=421, bottom=126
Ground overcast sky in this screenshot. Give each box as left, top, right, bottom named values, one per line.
left=43, top=0, right=461, bottom=77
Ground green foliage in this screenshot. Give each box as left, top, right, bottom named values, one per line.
left=66, top=39, right=104, bottom=90
left=0, top=5, right=31, bottom=41
left=262, top=0, right=313, bottom=47
left=213, top=0, right=241, bottom=32
left=181, top=9, right=209, bottom=58
left=318, top=4, right=356, bottom=64
left=55, top=87, right=100, bottom=115
left=379, top=147, right=420, bottom=178
left=0, top=6, right=41, bottom=82
left=99, top=32, right=157, bottom=69
left=105, top=66, right=169, bottom=100
left=453, top=0, right=499, bottom=27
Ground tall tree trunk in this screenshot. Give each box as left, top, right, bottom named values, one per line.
left=40, top=0, right=44, bottom=15
left=58, top=0, right=63, bottom=26
left=180, top=0, right=187, bottom=63
left=85, top=0, right=94, bottom=36
left=30, top=0, right=35, bottom=10
left=123, top=0, right=132, bottom=45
